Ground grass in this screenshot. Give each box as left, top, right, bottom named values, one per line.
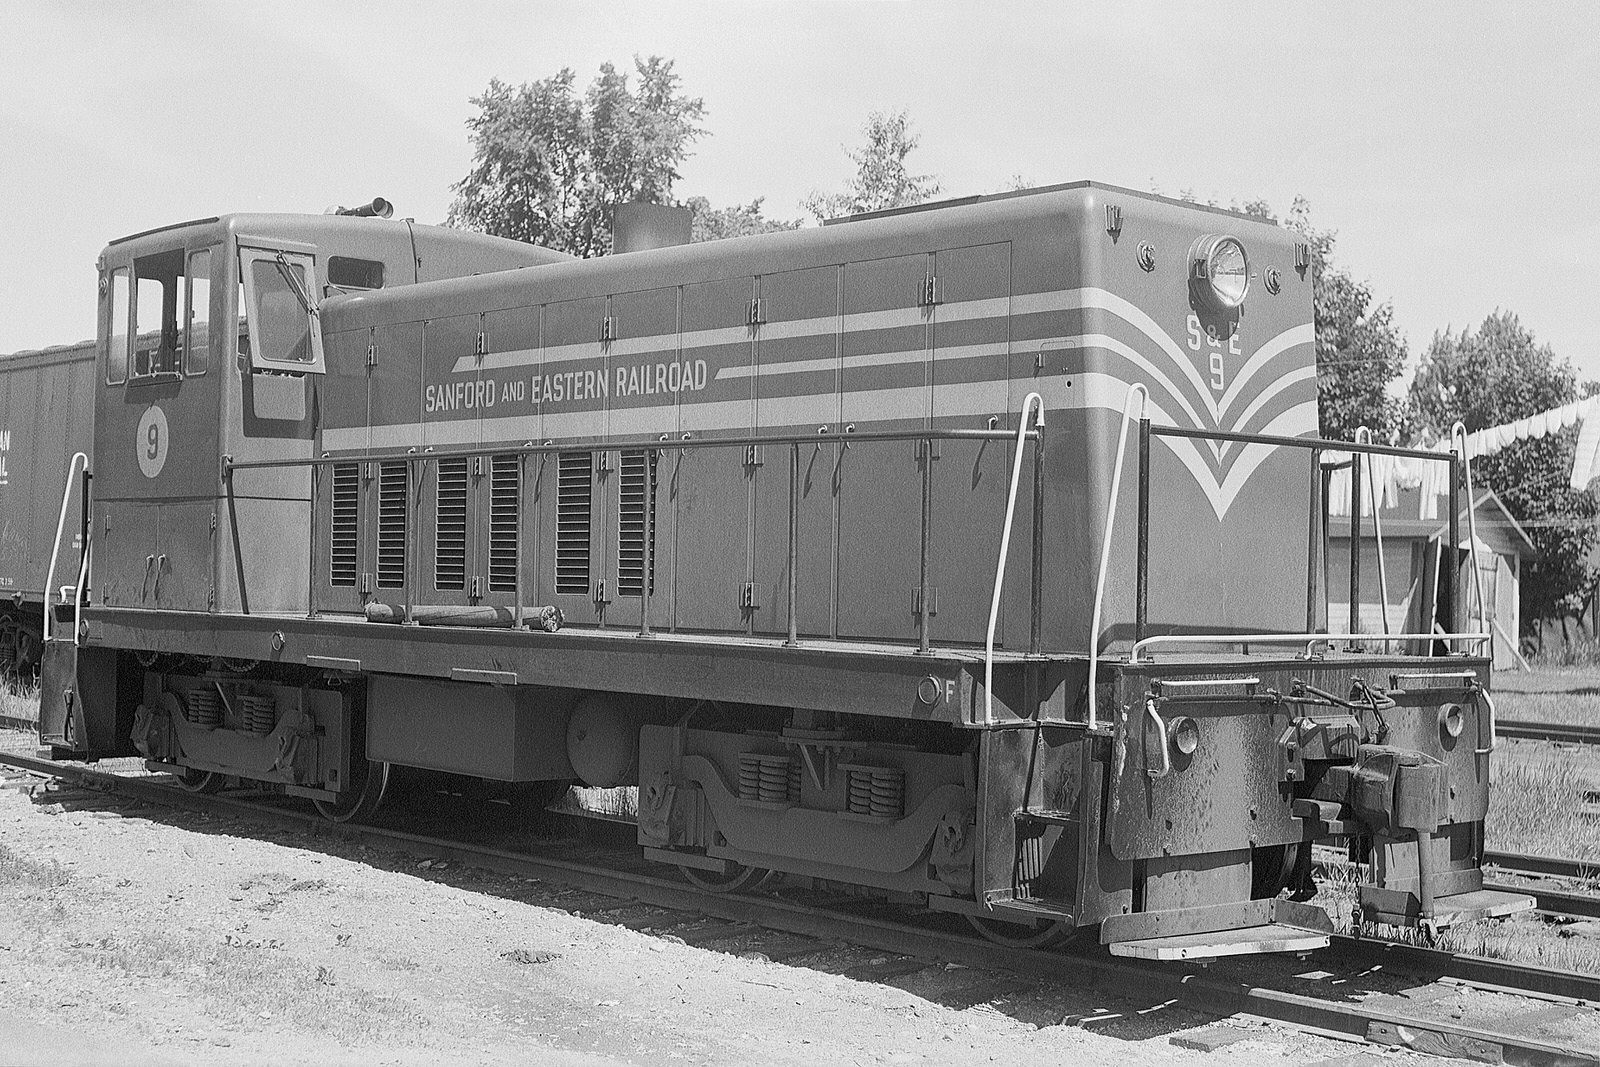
left=564, top=785, right=638, bottom=819
left=0, top=842, right=69, bottom=889
left=69, top=928, right=428, bottom=1041
left=1491, top=667, right=1600, bottom=727
left=0, top=679, right=40, bottom=725
left=1486, top=752, right=1600, bottom=861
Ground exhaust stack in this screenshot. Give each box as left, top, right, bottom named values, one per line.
left=327, top=198, right=395, bottom=219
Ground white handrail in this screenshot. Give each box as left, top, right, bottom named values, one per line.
left=1086, top=384, right=1148, bottom=731
left=984, top=392, right=1046, bottom=726
left=1354, top=426, right=1392, bottom=648
left=1128, top=630, right=1491, bottom=665
left=1451, top=422, right=1487, bottom=653
left=43, top=452, right=89, bottom=644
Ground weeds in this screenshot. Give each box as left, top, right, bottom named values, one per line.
left=0, top=679, right=40, bottom=726
left=71, top=928, right=425, bottom=1040
left=564, top=786, right=638, bottom=819
left=1486, top=754, right=1600, bottom=860
left=0, top=843, right=68, bottom=889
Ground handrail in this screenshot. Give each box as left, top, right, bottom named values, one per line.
left=1087, top=383, right=1147, bottom=731
left=984, top=393, right=1045, bottom=726
left=43, top=452, right=89, bottom=644
left=1354, top=427, right=1392, bottom=648
left=1127, top=630, right=1491, bottom=665
left=224, top=426, right=1037, bottom=474
left=1452, top=422, right=1487, bottom=646
left=1150, top=423, right=1449, bottom=462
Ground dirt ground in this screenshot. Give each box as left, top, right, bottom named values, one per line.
left=0, top=756, right=1470, bottom=1067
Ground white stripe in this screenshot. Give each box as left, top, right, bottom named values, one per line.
left=446, top=293, right=1023, bottom=375
left=1217, top=323, right=1315, bottom=417
left=714, top=339, right=1010, bottom=382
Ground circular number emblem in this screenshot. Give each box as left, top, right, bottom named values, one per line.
left=136, top=405, right=169, bottom=479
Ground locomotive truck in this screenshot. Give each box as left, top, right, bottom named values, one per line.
left=25, top=183, right=1530, bottom=959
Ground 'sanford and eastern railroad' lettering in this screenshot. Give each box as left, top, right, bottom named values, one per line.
left=426, top=359, right=708, bottom=414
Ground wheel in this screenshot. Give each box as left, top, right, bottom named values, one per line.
left=678, top=861, right=774, bottom=894
left=314, top=759, right=390, bottom=823
left=965, top=913, right=1077, bottom=949
left=176, top=766, right=226, bottom=794
left=503, top=779, right=575, bottom=816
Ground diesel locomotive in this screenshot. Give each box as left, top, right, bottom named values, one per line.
left=26, top=183, right=1531, bottom=959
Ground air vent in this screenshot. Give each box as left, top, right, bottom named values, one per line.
left=330, top=462, right=359, bottom=587
left=556, top=452, right=592, bottom=595
left=618, top=449, right=658, bottom=597
left=376, top=461, right=408, bottom=589
left=435, top=457, right=468, bottom=590
left=488, top=454, right=520, bottom=593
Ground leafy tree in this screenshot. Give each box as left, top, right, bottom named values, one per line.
left=1409, top=312, right=1599, bottom=619
left=447, top=57, right=706, bottom=258
left=685, top=196, right=802, bottom=243
left=801, top=109, right=940, bottom=221
left=1242, top=198, right=1409, bottom=442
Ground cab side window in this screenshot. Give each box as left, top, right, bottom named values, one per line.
left=185, top=249, right=211, bottom=375
left=106, top=267, right=129, bottom=385
left=132, top=248, right=183, bottom=378
left=326, top=256, right=383, bottom=293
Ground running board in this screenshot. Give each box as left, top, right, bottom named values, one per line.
left=1360, top=886, right=1536, bottom=927
left=1104, top=898, right=1333, bottom=961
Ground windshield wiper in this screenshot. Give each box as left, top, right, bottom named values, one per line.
left=273, top=251, right=320, bottom=318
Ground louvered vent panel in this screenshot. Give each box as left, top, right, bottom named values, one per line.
left=555, top=451, right=592, bottom=595
left=618, top=449, right=657, bottom=597
left=488, top=454, right=520, bottom=593
left=434, top=457, right=468, bottom=590
left=329, top=462, right=359, bottom=587
left=376, top=461, right=408, bottom=589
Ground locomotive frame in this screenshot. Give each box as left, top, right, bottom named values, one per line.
left=31, top=181, right=1531, bottom=960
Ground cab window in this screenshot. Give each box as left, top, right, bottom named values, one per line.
left=185, top=249, right=211, bottom=375
left=239, top=246, right=326, bottom=373
left=327, top=256, right=383, bottom=292
left=131, top=248, right=183, bottom=378
left=106, top=267, right=129, bottom=384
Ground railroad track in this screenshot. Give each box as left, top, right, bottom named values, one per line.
left=3, top=750, right=1598, bottom=1066
left=1499, top=719, right=1600, bottom=746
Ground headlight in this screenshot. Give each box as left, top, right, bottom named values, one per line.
left=1189, top=234, right=1249, bottom=312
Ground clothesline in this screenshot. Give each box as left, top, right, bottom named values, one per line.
left=1325, top=395, right=1600, bottom=519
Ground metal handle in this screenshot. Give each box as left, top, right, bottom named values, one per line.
left=1144, top=698, right=1172, bottom=779
left=1475, top=690, right=1497, bottom=755
left=153, top=554, right=167, bottom=600
left=43, top=451, right=90, bottom=643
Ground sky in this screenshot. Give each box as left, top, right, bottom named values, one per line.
left=3, top=1, right=1597, bottom=388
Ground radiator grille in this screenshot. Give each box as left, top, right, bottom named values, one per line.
left=488, top=454, right=520, bottom=593
left=434, top=457, right=468, bottom=590
left=618, top=449, right=657, bottom=597
left=376, top=461, right=408, bottom=589
left=330, top=462, right=359, bottom=587
left=555, top=451, right=592, bottom=595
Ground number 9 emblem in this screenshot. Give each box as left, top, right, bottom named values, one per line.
left=136, top=405, right=169, bottom=479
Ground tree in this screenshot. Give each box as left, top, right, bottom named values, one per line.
left=1243, top=198, right=1410, bottom=442
left=1409, top=311, right=1599, bottom=619
left=446, top=57, right=706, bottom=258
left=685, top=196, right=802, bottom=243
left=801, top=110, right=940, bottom=221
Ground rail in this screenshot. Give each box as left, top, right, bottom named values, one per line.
left=1452, top=421, right=1488, bottom=642
left=225, top=421, right=1044, bottom=662
left=1122, top=417, right=1483, bottom=664
left=43, top=451, right=89, bottom=644
left=983, top=392, right=1045, bottom=725
left=1353, top=426, right=1392, bottom=648
left=1087, top=384, right=1147, bottom=730
left=1128, top=631, right=1491, bottom=665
